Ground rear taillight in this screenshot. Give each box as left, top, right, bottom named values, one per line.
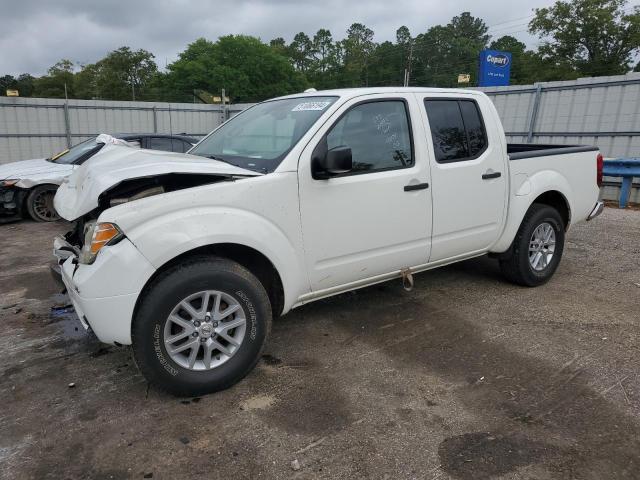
left=597, top=153, right=603, bottom=187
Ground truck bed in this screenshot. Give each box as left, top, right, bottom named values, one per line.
left=508, top=144, right=599, bottom=160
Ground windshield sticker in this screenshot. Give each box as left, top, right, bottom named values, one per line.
left=292, top=101, right=331, bottom=112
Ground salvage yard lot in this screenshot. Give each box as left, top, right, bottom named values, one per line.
left=1, top=208, right=639, bottom=480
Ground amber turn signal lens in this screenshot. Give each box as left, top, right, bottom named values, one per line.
left=90, top=223, right=122, bottom=255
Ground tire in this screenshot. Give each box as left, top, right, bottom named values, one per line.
left=26, top=185, right=60, bottom=222
left=132, top=255, right=272, bottom=396
left=499, top=204, right=565, bottom=287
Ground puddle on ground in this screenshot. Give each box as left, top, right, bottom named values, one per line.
left=46, top=293, right=98, bottom=352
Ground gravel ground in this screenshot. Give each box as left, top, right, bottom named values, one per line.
left=0, top=208, right=639, bottom=480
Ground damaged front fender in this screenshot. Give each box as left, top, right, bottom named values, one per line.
left=54, top=145, right=261, bottom=221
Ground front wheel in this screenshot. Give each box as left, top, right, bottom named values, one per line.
left=132, top=256, right=272, bottom=396
left=499, top=204, right=565, bottom=287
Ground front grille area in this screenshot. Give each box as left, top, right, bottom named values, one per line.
left=0, top=187, right=23, bottom=220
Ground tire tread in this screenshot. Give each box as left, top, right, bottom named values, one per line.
left=131, top=255, right=272, bottom=397
left=499, top=203, right=564, bottom=287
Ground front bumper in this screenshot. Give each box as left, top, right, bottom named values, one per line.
left=52, top=235, right=77, bottom=288
left=0, top=186, right=26, bottom=222
left=587, top=200, right=604, bottom=221
left=58, top=237, right=156, bottom=345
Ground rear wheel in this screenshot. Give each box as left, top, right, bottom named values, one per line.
left=132, top=256, right=271, bottom=396
left=499, top=204, right=565, bottom=287
left=26, top=185, right=60, bottom=222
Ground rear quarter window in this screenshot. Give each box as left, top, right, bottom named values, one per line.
left=424, top=99, right=488, bottom=163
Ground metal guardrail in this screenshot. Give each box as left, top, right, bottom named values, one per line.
left=603, top=158, right=640, bottom=208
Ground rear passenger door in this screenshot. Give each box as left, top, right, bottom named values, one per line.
left=421, top=96, right=507, bottom=262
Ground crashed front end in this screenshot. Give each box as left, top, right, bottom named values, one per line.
left=51, top=145, right=261, bottom=344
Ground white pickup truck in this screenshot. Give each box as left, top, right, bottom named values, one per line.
left=53, top=87, right=604, bottom=396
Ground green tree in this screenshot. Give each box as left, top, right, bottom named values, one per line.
left=269, top=37, right=288, bottom=56
left=489, top=36, right=531, bottom=84
left=289, top=32, right=315, bottom=72
left=0, top=75, right=17, bottom=94
left=312, top=29, right=334, bottom=74
left=15, top=74, right=35, bottom=96
left=33, top=60, right=75, bottom=98
left=342, top=23, right=376, bottom=87
left=0, top=74, right=34, bottom=96
left=490, top=35, right=578, bottom=85
left=94, top=47, right=158, bottom=100
left=530, top=0, right=640, bottom=76
left=164, top=36, right=306, bottom=102
left=396, top=26, right=412, bottom=47
left=369, top=41, right=404, bottom=86
left=74, top=63, right=100, bottom=99
left=308, top=29, right=343, bottom=88
left=414, top=12, right=489, bottom=87
left=396, top=26, right=414, bottom=85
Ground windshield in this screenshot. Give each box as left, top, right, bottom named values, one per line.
left=49, top=138, right=102, bottom=165
left=189, top=96, right=338, bottom=172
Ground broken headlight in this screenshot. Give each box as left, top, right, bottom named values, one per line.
left=79, top=221, right=124, bottom=264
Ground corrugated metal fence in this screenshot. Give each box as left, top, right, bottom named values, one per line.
left=479, top=73, right=640, bottom=158
left=3, top=74, right=640, bottom=163
left=0, top=98, right=251, bottom=163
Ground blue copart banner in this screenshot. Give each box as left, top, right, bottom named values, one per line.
left=478, top=50, right=512, bottom=87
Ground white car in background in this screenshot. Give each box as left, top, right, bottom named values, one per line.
left=0, top=133, right=198, bottom=222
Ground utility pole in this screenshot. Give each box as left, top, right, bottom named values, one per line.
left=404, top=43, right=414, bottom=87
left=63, top=82, right=71, bottom=148
left=221, top=88, right=226, bottom=122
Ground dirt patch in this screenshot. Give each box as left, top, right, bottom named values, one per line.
left=438, top=432, right=555, bottom=479
left=4, top=270, right=58, bottom=300
left=240, top=394, right=276, bottom=411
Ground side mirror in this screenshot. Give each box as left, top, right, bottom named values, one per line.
left=312, top=145, right=353, bottom=179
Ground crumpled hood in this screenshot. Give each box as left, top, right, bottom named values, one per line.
left=0, top=158, right=74, bottom=187
left=54, top=144, right=261, bottom=221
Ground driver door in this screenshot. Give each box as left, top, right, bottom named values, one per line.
left=298, top=94, right=432, bottom=292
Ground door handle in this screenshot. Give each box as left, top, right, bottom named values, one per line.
left=482, top=171, right=501, bottom=180
left=404, top=182, right=429, bottom=192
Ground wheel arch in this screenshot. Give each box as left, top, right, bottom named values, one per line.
left=24, top=183, right=61, bottom=220
left=492, top=184, right=572, bottom=254
left=531, top=190, right=570, bottom=229
left=133, top=243, right=286, bottom=329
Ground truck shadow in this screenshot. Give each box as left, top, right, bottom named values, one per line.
left=275, top=258, right=639, bottom=479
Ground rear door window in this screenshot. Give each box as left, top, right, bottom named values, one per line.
left=424, top=99, right=487, bottom=163
left=459, top=101, right=487, bottom=156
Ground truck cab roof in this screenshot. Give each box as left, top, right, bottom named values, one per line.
left=273, top=86, right=485, bottom=102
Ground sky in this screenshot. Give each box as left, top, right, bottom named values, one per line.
left=0, top=0, right=559, bottom=76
